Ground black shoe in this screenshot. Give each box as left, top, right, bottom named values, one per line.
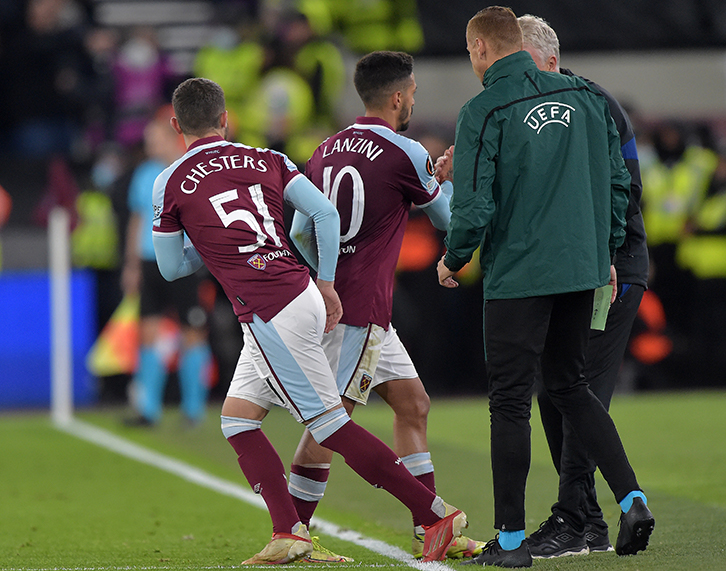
left=525, top=515, right=588, bottom=558
left=462, top=537, right=532, bottom=568
left=615, top=497, right=655, bottom=555
left=585, top=521, right=614, bottom=553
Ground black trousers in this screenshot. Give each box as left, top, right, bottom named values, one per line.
left=485, top=290, right=640, bottom=531
left=537, top=285, right=645, bottom=532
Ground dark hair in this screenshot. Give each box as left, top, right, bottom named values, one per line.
left=171, top=78, right=226, bottom=137
left=353, top=51, right=414, bottom=109
left=467, top=6, right=522, bottom=53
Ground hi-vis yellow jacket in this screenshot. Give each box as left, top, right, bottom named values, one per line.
left=641, top=146, right=718, bottom=247
left=676, top=175, right=726, bottom=279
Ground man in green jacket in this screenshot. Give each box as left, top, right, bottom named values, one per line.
left=435, top=7, right=654, bottom=568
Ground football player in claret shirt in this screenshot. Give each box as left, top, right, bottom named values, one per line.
left=152, top=77, right=468, bottom=565
left=287, top=51, right=485, bottom=560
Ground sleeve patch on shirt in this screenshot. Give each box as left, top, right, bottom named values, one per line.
left=425, top=155, right=435, bottom=177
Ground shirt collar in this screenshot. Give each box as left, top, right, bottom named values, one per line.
left=188, top=135, right=226, bottom=151
left=354, top=116, right=395, bottom=132
left=482, top=50, right=538, bottom=88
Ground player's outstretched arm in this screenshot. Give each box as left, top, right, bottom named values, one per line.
left=153, top=231, right=204, bottom=281
left=284, top=175, right=340, bottom=282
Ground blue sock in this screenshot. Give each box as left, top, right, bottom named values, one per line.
left=179, top=344, right=211, bottom=422
left=620, top=490, right=647, bottom=513
left=498, top=530, right=525, bottom=551
left=136, top=347, right=166, bottom=422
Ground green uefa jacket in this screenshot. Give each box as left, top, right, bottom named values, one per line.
left=444, top=51, right=630, bottom=299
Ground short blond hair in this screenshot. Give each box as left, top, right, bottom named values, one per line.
left=467, top=6, right=523, bottom=53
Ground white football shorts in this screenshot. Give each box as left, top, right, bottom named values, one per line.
left=226, top=279, right=342, bottom=423
left=322, top=323, right=418, bottom=405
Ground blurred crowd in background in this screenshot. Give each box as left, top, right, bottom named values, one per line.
left=0, top=0, right=724, bottom=408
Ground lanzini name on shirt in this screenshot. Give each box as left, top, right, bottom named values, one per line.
left=321, top=137, right=383, bottom=162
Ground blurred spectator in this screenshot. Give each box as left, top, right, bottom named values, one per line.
left=72, top=142, right=124, bottom=331
left=122, top=106, right=212, bottom=426
left=194, top=6, right=344, bottom=166
left=272, top=8, right=345, bottom=128
left=112, top=27, right=179, bottom=149
left=2, top=0, right=99, bottom=157
left=194, top=19, right=267, bottom=148
left=310, top=0, right=424, bottom=54
left=82, top=26, right=120, bottom=152
left=640, top=122, right=718, bottom=342
left=262, top=7, right=344, bottom=164
left=675, top=146, right=726, bottom=384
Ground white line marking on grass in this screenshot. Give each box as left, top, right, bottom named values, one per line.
left=57, top=419, right=454, bottom=571
left=0, top=568, right=411, bottom=571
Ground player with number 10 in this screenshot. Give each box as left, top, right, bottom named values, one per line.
left=288, top=51, right=485, bottom=560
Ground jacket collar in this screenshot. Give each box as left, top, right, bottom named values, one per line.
left=482, top=50, right=538, bottom=88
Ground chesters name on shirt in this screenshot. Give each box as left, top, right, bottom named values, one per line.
left=180, top=152, right=268, bottom=194
left=322, top=136, right=383, bottom=162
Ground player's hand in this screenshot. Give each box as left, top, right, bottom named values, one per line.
left=437, top=255, right=459, bottom=288
left=609, top=264, right=617, bottom=304
left=434, top=145, right=454, bottom=183
left=316, top=278, right=343, bottom=332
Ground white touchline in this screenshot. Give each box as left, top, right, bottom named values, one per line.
left=57, top=418, right=454, bottom=571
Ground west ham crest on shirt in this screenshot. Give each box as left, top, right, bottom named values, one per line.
left=247, top=253, right=267, bottom=270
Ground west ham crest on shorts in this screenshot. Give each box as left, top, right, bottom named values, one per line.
left=360, top=373, right=372, bottom=393
left=247, top=253, right=267, bottom=270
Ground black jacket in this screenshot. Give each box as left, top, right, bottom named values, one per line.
left=561, top=68, right=649, bottom=288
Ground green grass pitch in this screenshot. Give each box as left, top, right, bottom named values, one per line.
left=2, top=390, right=725, bottom=569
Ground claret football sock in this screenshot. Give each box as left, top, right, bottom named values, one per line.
left=227, top=429, right=300, bottom=534
left=320, top=420, right=441, bottom=526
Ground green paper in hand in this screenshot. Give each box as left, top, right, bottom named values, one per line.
left=591, top=285, right=613, bottom=331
